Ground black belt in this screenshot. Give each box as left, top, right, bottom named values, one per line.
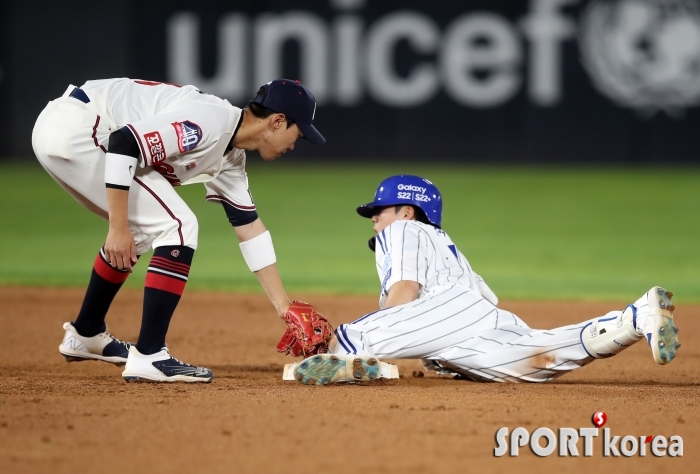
left=69, top=87, right=90, bottom=104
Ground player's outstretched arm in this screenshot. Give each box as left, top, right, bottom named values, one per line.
left=234, top=218, right=291, bottom=317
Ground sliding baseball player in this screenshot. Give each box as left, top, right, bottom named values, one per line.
left=284, top=175, right=681, bottom=385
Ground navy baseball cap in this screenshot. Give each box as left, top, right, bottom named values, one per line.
left=253, top=79, right=325, bottom=144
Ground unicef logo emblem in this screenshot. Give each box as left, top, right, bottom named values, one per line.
left=579, top=0, right=700, bottom=115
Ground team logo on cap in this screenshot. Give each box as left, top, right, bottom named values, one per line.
left=172, top=121, right=203, bottom=153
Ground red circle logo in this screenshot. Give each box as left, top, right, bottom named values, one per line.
left=171, top=249, right=180, bottom=258
left=592, top=411, right=607, bottom=428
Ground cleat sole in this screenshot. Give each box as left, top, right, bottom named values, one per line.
left=62, top=353, right=126, bottom=366
left=649, top=287, right=680, bottom=365
left=293, top=354, right=382, bottom=386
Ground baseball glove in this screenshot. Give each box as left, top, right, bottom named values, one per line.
left=276, top=301, right=333, bottom=357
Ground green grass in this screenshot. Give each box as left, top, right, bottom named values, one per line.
left=1, top=162, right=699, bottom=302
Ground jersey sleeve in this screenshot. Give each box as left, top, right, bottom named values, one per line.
left=380, top=222, right=428, bottom=293
left=126, top=103, right=228, bottom=167
left=203, top=150, right=256, bottom=213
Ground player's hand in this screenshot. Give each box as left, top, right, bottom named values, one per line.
left=104, top=225, right=137, bottom=272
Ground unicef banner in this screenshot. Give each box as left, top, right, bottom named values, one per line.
left=4, top=0, right=700, bottom=162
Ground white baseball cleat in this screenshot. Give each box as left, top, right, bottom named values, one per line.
left=121, top=346, right=213, bottom=383
left=58, top=322, right=131, bottom=366
left=581, top=305, right=643, bottom=359
left=633, top=286, right=681, bottom=365
left=289, top=354, right=398, bottom=385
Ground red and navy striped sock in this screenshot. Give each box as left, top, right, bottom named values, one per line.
left=136, top=245, right=194, bottom=355
left=73, top=247, right=134, bottom=337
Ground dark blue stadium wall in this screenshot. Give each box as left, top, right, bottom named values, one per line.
left=3, top=0, right=700, bottom=163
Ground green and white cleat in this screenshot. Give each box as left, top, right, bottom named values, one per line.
left=636, top=287, right=681, bottom=365
left=293, top=354, right=383, bottom=385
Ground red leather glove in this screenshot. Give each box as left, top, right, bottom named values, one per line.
left=276, top=301, right=333, bottom=357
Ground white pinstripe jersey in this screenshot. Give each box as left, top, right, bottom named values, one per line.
left=80, top=78, right=255, bottom=212
left=374, top=220, right=485, bottom=308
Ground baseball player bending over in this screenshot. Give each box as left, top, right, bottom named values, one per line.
left=287, top=175, right=682, bottom=385
left=33, top=78, right=332, bottom=383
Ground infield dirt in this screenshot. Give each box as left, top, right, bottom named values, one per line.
left=1, top=287, right=697, bottom=474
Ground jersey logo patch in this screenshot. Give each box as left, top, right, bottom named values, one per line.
left=143, top=131, right=166, bottom=164
left=172, top=121, right=203, bottom=153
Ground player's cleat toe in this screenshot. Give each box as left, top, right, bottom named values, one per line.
left=58, top=322, right=131, bottom=366
left=121, top=346, right=213, bottom=383
left=293, top=354, right=383, bottom=385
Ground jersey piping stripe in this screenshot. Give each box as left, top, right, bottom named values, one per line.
left=147, top=267, right=188, bottom=281
left=580, top=322, right=595, bottom=358
left=205, top=195, right=256, bottom=210
left=133, top=177, right=184, bottom=246
left=127, top=124, right=148, bottom=166
left=334, top=327, right=352, bottom=354
left=339, top=325, right=357, bottom=354
left=92, top=116, right=107, bottom=153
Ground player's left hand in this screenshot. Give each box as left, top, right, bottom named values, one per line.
left=276, top=301, right=333, bottom=357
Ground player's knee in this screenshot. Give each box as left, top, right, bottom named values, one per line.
left=153, top=210, right=199, bottom=250
left=180, top=211, right=199, bottom=250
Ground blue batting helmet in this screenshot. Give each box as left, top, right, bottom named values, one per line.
left=356, top=175, right=442, bottom=227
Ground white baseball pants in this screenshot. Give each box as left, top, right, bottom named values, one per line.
left=32, top=91, right=198, bottom=254
left=331, top=285, right=618, bottom=383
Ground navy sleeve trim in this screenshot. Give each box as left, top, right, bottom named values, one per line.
left=108, top=126, right=140, bottom=158
left=222, top=201, right=258, bottom=227
left=106, top=183, right=130, bottom=191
